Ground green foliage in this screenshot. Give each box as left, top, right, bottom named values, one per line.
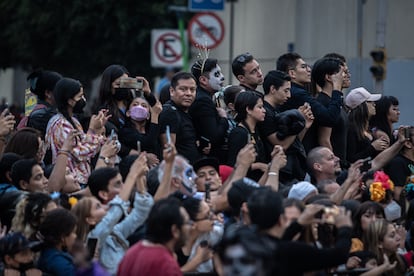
left=0, top=0, right=180, bottom=85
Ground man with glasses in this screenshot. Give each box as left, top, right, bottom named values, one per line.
left=232, top=53, right=264, bottom=97
left=276, top=52, right=343, bottom=130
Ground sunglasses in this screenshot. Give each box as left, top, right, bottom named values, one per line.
left=236, top=53, right=253, bottom=64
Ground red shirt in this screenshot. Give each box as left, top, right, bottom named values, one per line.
left=117, top=241, right=182, bottom=276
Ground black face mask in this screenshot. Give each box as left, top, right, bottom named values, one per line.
left=114, top=88, right=132, bottom=101
left=73, top=98, right=86, bottom=113
left=18, top=260, right=35, bottom=272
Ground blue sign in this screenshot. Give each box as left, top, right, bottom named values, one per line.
left=188, top=0, right=225, bottom=11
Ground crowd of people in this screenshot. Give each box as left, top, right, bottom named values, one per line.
left=0, top=50, right=413, bottom=276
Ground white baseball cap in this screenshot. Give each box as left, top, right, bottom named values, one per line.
left=345, top=87, right=381, bottom=109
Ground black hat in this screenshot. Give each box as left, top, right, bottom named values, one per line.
left=227, top=178, right=263, bottom=216
left=193, top=157, right=220, bottom=173
left=0, top=232, right=40, bottom=258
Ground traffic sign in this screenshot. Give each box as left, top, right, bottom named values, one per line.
left=188, top=0, right=225, bottom=11
left=151, top=29, right=186, bottom=67
left=188, top=12, right=225, bottom=49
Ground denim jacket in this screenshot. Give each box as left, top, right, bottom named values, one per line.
left=87, top=192, right=154, bottom=275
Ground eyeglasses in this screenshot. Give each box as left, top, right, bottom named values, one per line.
left=185, top=220, right=195, bottom=226
left=194, top=211, right=215, bottom=221
left=236, top=53, right=253, bottom=64
left=298, top=63, right=311, bottom=69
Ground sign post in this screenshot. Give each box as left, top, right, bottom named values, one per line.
left=188, top=12, right=225, bottom=49
left=188, top=0, right=225, bottom=12
left=151, top=29, right=186, bottom=68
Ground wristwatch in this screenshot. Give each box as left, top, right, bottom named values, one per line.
left=99, top=156, right=110, bottom=165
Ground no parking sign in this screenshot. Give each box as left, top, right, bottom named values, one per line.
left=188, top=12, right=225, bottom=49
left=151, top=29, right=186, bottom=67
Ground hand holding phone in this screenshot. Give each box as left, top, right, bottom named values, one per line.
left=360, top=157, right=372, bottom=172
left=405, top=127, right=411, bottom=140
left=120, top=77, right=143, bottom=90
left=199, top=136, right=210, bottom=150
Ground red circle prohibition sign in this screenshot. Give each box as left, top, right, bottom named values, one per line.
left=155, top=33, right=182, bottom=63
left=188, top=12, right=225, bottom=49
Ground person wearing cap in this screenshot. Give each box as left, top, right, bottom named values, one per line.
left=0, top=232, right=41, bottom=275
left=287, top=181, right=318, bottom=202
left=345, top=87, right=389, bottom=164
left=192, top=143, right=262, bottom=213
left=193, top=157, right=222, bottom=195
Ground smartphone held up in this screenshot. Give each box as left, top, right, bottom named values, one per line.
left=120, top=77, right=143, bottom=90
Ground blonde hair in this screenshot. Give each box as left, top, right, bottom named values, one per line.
left=11, top=197, right=32, bottom=238
left=71, top=197, right=93, bottom=242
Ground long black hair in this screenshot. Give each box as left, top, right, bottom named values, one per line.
left=53, top=78, right=82, bottom=129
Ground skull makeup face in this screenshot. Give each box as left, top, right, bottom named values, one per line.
left=208, top=65, right=225, bottom=91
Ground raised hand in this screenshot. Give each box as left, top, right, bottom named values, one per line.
left=0, top=109, right=16, bottom=137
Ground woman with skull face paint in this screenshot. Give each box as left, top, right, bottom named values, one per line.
left=46, top=78, right=108, bottom=186
left=119, top=96, right=163, bottom=159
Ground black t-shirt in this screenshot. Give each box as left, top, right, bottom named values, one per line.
left=346, top=127, right=378, bottom=164
left=317, top=92, right=348, bottom=165
left=159, top=101, right=200, bottom=164
left=384, top=154, right=414, bottom=187
left=264, top=227, right=352, bottom=276
left=258, top=100, right=307, bottom=184
left=280, top=83, right=343, bottom=127
left=227, top=125, right=267, bottom=181
left=257, top=100, right=279, bottom=160
left=118, top=121, right=161, bottom=157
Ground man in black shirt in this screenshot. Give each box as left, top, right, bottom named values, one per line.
left=258, top=70, right=313, bottom=184
left=276, top=52, right=343, bottom=129
left=310, top=57, right=346, bottom=160
left=247, top=188, right=352, bottom=275
left=232, top=52, right=264, bottom=97
left=159, top=72, right=200, bottom=164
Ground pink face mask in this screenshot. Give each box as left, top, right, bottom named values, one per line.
left=130, top=105, right=149, bottom=121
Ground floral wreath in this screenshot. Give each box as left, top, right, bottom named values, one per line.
left=403, top=164, right=414, bottom=201
left=369, top=171, right=394, bottom=202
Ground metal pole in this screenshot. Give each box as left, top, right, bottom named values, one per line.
left=228, top=0, right=235, bottom=83
left=356, top=0, right=364, bottom=86
left=178, top=14, right=189, bottom=72
left=374, top=0, right=387, bottom=93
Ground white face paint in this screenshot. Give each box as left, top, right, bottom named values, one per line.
left=208, top=65, right=225, bottom=91
left=222, top=245, right=261, bottom=276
